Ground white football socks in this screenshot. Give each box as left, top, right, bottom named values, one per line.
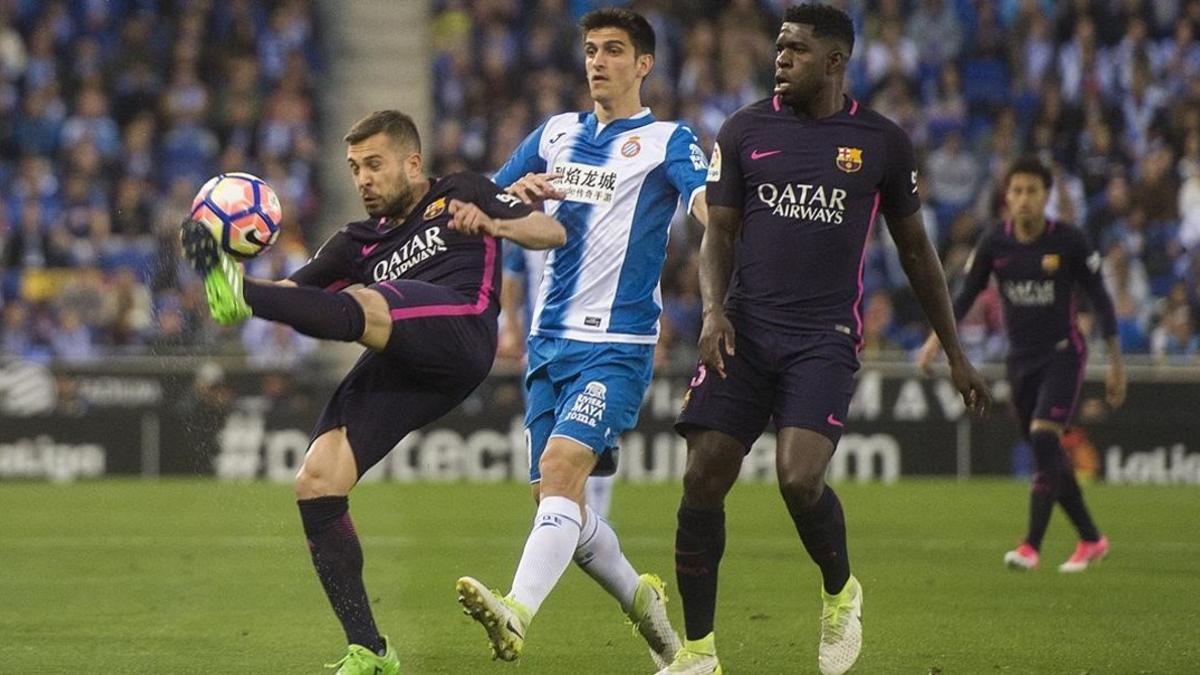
left=509, top=495, right=582, bottom=615
left=585, top=475, right=615, bottom=519
left=574, top=504, right=640, bottom=613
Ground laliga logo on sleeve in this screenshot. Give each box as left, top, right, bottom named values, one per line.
left=621, top=136, right=642, bottom=158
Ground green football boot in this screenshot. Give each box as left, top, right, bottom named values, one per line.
left=325, top=637, right=400, bottom=675
left=179, top=218, right=251, bottom=325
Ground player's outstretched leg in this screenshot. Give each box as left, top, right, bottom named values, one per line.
left=180, top=218, right=251, bottom=325
left=573, top=503, right=680, bottom=667
left=298, top=429, right=398, bottom=674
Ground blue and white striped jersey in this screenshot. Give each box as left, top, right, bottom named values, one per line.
left=494, top=109, right=708, bottom=344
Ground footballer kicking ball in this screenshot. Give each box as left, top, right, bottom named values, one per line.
left=190, top=172, right=282, bottom=259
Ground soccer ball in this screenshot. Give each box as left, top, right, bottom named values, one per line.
left=190, top=172, right=282, bottom=259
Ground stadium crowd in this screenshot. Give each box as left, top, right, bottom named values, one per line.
left=0, top=0, right=320, bottom=365
left=431, top=0, right=1200, bottom=368
left=2, top=0, right=1199, bottom=369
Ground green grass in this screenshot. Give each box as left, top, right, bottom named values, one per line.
left=1, top=480, right=1197, bottom=674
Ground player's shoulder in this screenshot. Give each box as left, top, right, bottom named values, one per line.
left=337, top=219, right=377, bottom=241
left=544, top=111, right=588, bottom=135
left=851, top=101, right=910, bottom=139
left=647, top=118, right=699, bottom=140
left=724, top=97, right=778, bottom=127
left=1051, top=220, right=1093, bottom=250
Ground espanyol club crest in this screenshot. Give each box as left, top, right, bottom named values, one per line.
left=621, top=136, right=642, bottom=158
left=423, top=197, right=446, bottom=220
left=836, top=146, right=863, bottom=173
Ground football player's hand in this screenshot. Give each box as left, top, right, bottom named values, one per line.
left=1106, top=360, right=1126, bottom=409
left=949, top=358, right=991, bottom=418
left=448, top=199, right=498, bottom=236
left=698, top=309, right=736, bottom=379
left=915, top=334, right=940, bottom=376
left=506, top=172, right=565, bottom=204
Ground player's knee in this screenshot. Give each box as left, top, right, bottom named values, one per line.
left=348, top=288, right=390, bottom=350
left=294, top=465, right=329, bottom=499
left=682, top=463, right=735, bottom=508
left=537, top=456, right=589, bottom=497
left=778, top=469, right=825, bottom=510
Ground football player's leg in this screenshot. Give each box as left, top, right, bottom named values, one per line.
left=670, top=331, right=771, bottom=668
left=295, top=427, right=388, bottom=659
left=457, top=357, right=555, bottom=661
left=772, top=338, right=860, bottom=675
left=584, top=474, right=615, bottom=520
left=1036, top=351, right=1103, bottom=546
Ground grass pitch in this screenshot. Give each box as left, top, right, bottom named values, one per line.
left=1, top=479, right=1197, bottom=673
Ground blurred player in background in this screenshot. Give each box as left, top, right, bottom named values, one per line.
left=181, top=110, right=565, bottom=675
left=501, top=243, right=617, bottom=519
left=455, top=7, right=709, bottom=669
left=667, top=5, right=990, bottom=674
left=918, top=156, right=1126, bottom=573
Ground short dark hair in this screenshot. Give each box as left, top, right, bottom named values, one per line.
left=344, top=110, right=421, bottom=152
left=1005, top=156, right=1054, bottom=190
left=784, top=4, right=855, bottom=56
left=579, top=8, right=655, bottom=57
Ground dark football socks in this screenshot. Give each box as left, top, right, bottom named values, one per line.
left=787, top=484, right=851, bottom=595
left=244, top=281, right=366, bottom=342
left=675, top=505, right=725, bottom=640
left=1054, top=440, right=1101, bottom=542
left=1026, top=430, right=1064, bottom=550
left=298, top=496, right=384, bottom=654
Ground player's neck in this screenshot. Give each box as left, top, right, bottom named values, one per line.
left=1014, top=217, right=1047, bottom=242
left=790, top=86, right=844, bottom=120
left=593, top=96, right=645, bottom=125
left=392, top=179, right=431, bottom=222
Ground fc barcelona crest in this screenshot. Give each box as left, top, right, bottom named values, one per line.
left=836, top=147, right=863, bottom=173
left=424, top=197, right=446, bottom=220
left=1042, top=254, right=1060, bottom=273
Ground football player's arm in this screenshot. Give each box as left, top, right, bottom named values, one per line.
left=448, top=176, right=566, bottom=249
left=493, top=120, right=565, bottom=204
left=286, top=230, right=359, bottom=290
left=498, top=261, right=527, bottom=361
left=487, top=211, right=566, bottom=250
left=696, top=204, right=740, bottom=378
left=689, top=189, right=709, bottom=227
left=893, top=209, right=990, bottom=414
left=1074, top=232, right=1125, bottom=407
left=915, top=228, right=991, bottom=369
left=666, top=125, right=711, bottom=228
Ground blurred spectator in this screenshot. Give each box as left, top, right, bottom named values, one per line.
left=1151, top=306, right=1200, bottom=365
left=1, top=2, right=324, bottom=364
left=926, top=130, right=981, bottom=228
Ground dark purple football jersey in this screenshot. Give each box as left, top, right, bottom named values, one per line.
left=706, top=96, right=921, bottom=340
left=953, top=220, right=1117, bottom=356
left=289, top=172, right=533, bottom=308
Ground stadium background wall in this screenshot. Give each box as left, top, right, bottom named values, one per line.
left=0, top=360, right=1196, bottom=485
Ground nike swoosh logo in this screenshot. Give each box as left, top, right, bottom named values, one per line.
left=826, top=414, right=844, bottom=428
left=993, top=257, right=1010, bottom=268
left=361, top=243, right=380, bottom=256
left=750, top=149, right=782, bottom=160
left=506, top=618, right=524, bottom=639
